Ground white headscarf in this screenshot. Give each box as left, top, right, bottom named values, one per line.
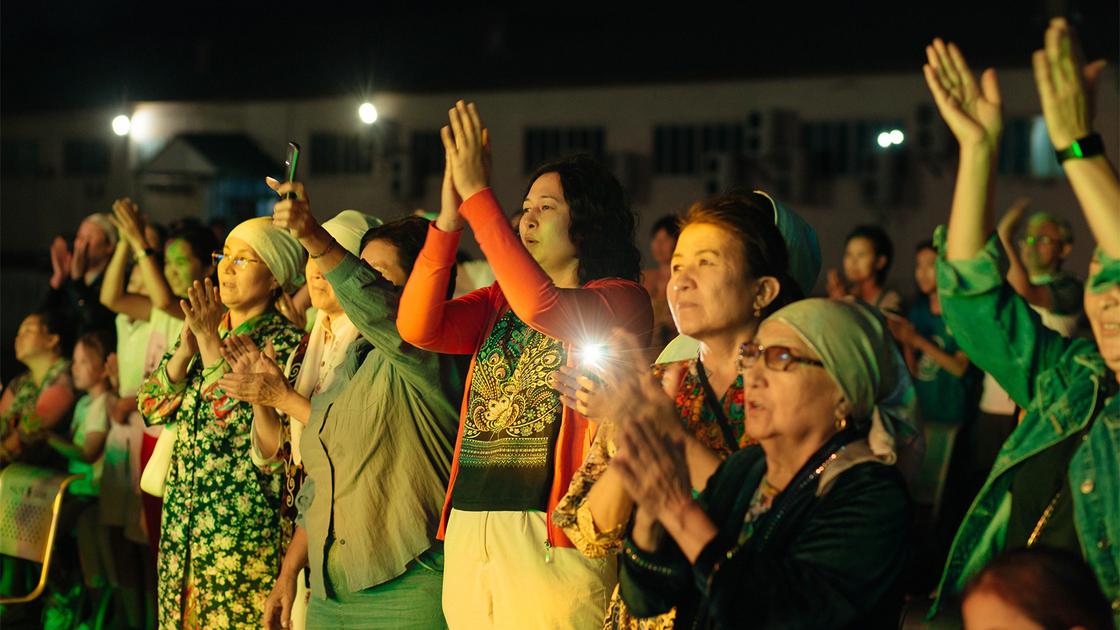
left=227, top=217, right=305, bottom=293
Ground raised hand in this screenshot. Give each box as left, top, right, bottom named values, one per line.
left=440, top=100, right=492, bottom=201
left=923, top=38, right=1002, bottom=150
left=436, top=141, right=466, bottom=233
left=110, top=198, right=152, bottom=252
left=69, top=236, right=89, bottom=281
left=826, top=268, right=847, bottom=300
left=266, top=178, right=319, bottom=239
left=181, top=278, right=224, bottom=344
left=49, top=236, right=72, bottom=289
left=997, top=197, right=1031, bottom=238
left=1032, top=17, right=1107, bottom=150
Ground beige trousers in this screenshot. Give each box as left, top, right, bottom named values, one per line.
left=442, top=510, right=616, bottom=630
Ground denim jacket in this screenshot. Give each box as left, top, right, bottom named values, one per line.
left=930, top=234, right=1120, bottom=620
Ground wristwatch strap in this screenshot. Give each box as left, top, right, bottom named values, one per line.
left=1055, top=132, right=1104, bottom=163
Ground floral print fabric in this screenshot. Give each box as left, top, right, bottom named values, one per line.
left=137, top=310, right=304, bottom=629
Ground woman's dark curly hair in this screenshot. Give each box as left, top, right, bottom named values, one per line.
left=679, top=192, right=802, bottom=318
left=524, top=154, right=641, bottom=284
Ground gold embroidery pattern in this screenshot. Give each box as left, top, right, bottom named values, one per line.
left=462, top=312, right=565, bottom=467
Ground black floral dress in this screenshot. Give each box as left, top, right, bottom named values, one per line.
left=138, top=310, right=304, bottom=629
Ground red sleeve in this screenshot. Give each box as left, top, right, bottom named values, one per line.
left=460, top=188, right=654, bottom=346
left=398, top=222, right=496, bottom=354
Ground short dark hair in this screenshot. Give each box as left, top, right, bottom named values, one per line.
left=525, top=154, right=642, bottom=284
left=361, top=216, right=458, bottom=299
left=360, top=216, right=429, bottom=278
left=846, top=225, right=894, bottom=285
left=31, top=309, right=75, bottom=358
left=680, top=193, right=802, bottom=318
left=915, top=239, right=935, bottom=255
left=75, top=329, right=114, bottom=364
left=962, top=547, right=1113, bottom=630
left=650, top=214, right=681, bottom=239
left=167, top=218, right=220, bottom=280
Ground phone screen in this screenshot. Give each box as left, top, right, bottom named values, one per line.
left=282, top=142, right=301, bottom=200
left=283, top=142, right=301, bottom=182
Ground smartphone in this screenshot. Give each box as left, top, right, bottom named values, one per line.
left=282, top=141, right=301, bottom=200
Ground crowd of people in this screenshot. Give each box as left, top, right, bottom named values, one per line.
left=0, top=18, right=1117, bottom=630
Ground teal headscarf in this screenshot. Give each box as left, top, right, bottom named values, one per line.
left=768, top=298, right=919, bottom=472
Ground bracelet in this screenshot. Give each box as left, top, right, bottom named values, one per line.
left=134, top=247, right=156, bottom=262
left=1055, top=133, right=1104, bottom=163
left=309, top=239, right=336, bottom=259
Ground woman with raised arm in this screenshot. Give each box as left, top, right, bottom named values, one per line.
left=921, top=22, right=1119, bottom=622
left=136, top=217, right=304, bottom=629
left=612, top=299, right=915, bottom=628
left=397, top=100, right=652, bottom=628
left=220, top=202, right=459, bottom=630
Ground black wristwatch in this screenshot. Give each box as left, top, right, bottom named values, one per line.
left=1055, top=133, right=1105, bottom=163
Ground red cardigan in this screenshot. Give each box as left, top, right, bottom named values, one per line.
left=398, top=188, right=653, bottom=548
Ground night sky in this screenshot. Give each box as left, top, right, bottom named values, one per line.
left=2, top=1, right=1117, bottom=113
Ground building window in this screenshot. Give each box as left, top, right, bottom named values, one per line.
left=653, top=125, right=697, bottom=175
left=309, top=133, right=374, bottom=175
left=410, top=130, right=444, bottom=182
left=63, top=140, right=110, bottom=176
left=523, top=127, right=605, bottom=174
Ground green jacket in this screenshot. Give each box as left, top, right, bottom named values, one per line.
left=931, top=235, right=1120, bottom=620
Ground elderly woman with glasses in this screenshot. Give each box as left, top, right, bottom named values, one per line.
left=137, top=217, right=306, bottom=629
left=610, top=298, right=917, bottom=629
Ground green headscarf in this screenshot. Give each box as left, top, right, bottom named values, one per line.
left=1088, top=247, right=1120, bottom=293
left=769, top=298, right=919, bottom=473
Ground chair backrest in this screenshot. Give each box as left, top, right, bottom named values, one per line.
left=0, top=464, right=81, bottom=604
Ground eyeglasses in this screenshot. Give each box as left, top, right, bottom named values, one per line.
left=212, top=252, right=264, bottom=269
left=738, top=342, right=825, bottom=372
left=1018, top=235, right=1061, bottom=248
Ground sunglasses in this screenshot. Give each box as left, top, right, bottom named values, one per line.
left=212, top=252, right=264, bottom=269
left=738, top=342, right=825, bottom=372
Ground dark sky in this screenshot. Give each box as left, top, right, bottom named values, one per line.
left=2, top=1, right=1117, bottom=113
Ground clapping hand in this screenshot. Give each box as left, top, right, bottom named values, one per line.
left=49, top=237, right=73, bottom=289
left=181, top=278, right=224, bottom=346
left=217, top=335, right=290, bottom=408
left=1032, top=17, right=1107, bottom=150
left=109, top=198, right=150, bottom=252
left=923, top=38, right=1002, bottom=150
left=441, top=100, right=492, bottom=202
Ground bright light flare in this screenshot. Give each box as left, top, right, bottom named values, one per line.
left=578, top=343, right=606, bottom=369
left=112, top=115, right=131, bottom=136
left=876, top=131, right=892, bottom=148
left=358, top=102, right=378, bottom=124
left=888, top=129, right=905, bottom=145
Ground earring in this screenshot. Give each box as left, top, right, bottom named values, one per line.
left=753, top=305, right=762, bottom=318
left=834, top=416, right=848, bottom=432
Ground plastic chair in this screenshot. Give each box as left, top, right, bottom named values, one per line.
left=0, top=464, right=82, bottom=604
